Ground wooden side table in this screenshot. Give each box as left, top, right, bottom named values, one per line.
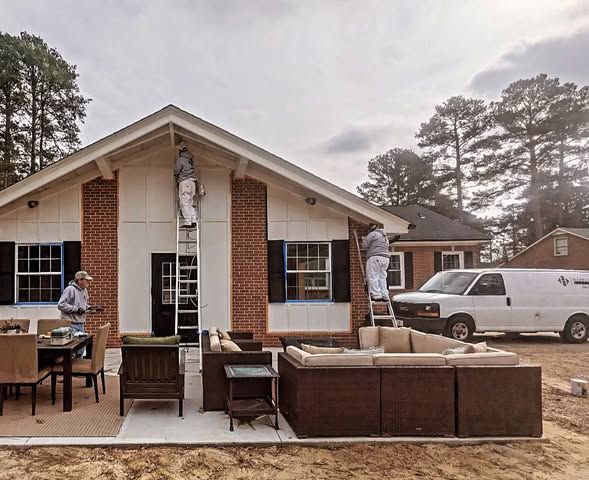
left=224, top=364, right=279, bottom=432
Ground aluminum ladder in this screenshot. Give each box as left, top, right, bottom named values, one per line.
left=174, top=200, right=202, bottom=346
left=353, top=231, right=399, bottom=328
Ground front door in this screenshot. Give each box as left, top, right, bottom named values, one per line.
left=151, top=253, right=177, bottom=337
left=467, top=273, right=513, bottom=330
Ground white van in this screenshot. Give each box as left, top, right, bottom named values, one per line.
left=392, top=268, right=589, bottom=343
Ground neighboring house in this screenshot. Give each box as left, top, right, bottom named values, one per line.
left=382, top=205, right=490, bottom=292
left=501, top=227, right=589, bottom=270
left=0, top=105, right=412, bottom=347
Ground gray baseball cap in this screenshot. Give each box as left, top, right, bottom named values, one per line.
left=75, top=271, right=94, bottom=281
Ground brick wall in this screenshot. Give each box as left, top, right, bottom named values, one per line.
left=503, top=234, right=589, bottom=269
left=230, top=176, right=269, bottom=340
left=81, top=174, right=119, bottom=347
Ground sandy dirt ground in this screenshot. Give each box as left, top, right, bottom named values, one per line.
left=0, top=335, right=588, bottom=480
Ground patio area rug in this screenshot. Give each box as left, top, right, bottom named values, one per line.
left=0, top=376, right=131, bottom=437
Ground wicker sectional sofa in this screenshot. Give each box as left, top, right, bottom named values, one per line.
left=278, top=327, right=542, bottom=438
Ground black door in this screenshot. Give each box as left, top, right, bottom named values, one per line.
left=151, top=253, right=176, bottom=337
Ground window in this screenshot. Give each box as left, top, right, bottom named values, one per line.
left=554, top=236, right=568, bottom=256
left=387, top=252, right=405, bottom=289
left=16, top=244, right=63, bottom=303
left=469, top=273, right=506, bottom=296
left=442, top=251, right=463, bottom=270
left=285, top=242, right=331, bottom=301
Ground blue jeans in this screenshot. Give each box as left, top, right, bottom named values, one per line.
left=71, top=322, right=85, bottom=357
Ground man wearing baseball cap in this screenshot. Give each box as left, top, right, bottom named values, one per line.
left=57, top=271, right=94, bottom=337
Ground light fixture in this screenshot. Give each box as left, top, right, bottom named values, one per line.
left=305, top=197, right=316, bottom=206
left=27, top=200, right=39, bottom=209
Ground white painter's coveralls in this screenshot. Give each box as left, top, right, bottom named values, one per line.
left=362, top=229, right=390, bottom=299
left=175, top=150, right=198, bottom=226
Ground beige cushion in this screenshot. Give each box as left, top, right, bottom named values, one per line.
left=218, top=328, right=231, bottom=340
left=208, top=332, right=222, bottom=352
left=209, top=327, right=218, bottom=335
left=373, top=353, right=446, bottom=366
left=445, top=352, right=519, bottom=366
left=472, top=342, right=488, bottom=353
left=358, top=327, right=380, bottom=349
left=379, top=327, right=411, bottom=353
left=220, top=339, right=241, bottom=352
left=442, top=344, right=475, bottom=355
left=423, top=334, right=466, bottom=354
left=302, top=353, right=373, bottom=367
left=410, top=330, right=428, bottom=353
left=286, top=346, right=305, bottom=362
left=301, top=343, right=344, bottom=354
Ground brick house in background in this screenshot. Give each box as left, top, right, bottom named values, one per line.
left=501, top=227, right=589, bottom=270
left=0, top=105, right=412, bottom=347
left=382, top=205, right=490, bottom=293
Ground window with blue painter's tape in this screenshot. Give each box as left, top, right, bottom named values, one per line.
left=285, top=242, right=332, bottom=302
left=16, top=243, right=63, bottom=304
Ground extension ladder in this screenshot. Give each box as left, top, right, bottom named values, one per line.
left=353, top=231, right=399, bottom=328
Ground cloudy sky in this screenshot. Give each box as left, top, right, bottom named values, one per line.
left=3, top=0, right=589, bottom=193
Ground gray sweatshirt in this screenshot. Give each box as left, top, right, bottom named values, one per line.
left=174, top=150, right=195, bottom=182
left=57, top=280, right=89, bottom=324
left=361, top=228, right=390, bottom=258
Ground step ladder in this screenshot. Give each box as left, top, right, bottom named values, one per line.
left=175, top=205, right=202, bottom=346
left=353, top=231, right=399, bottom=327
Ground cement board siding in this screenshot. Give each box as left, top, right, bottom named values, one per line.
left=268, top=303, right=350, bottom=332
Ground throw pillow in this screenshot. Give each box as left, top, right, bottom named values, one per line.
left=209, top=332, right=222, bottom=352
left=122, top=335, right=180, bottom=345
left=379, top=327, right=411, bottom=353
left=218, top=328, right=231, bottom=340
left=220, top=339, right=242, bottom=352
left=442, top=344, right=475, bottom=355
left=472, top=342, right=488, bottom=353
left=301, top=343, right=344, bottom=354
left=343, top=346, right=385, bottom=355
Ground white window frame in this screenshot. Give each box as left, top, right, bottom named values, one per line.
left=388, top=252, right=405, bottom=290
left=285, top=242, right=332, bottom=302
left=442, top=251, right=464, bottom=270
left=15, top=243, right=63, bottom=304
left=554, top=236, right=568, bottom=256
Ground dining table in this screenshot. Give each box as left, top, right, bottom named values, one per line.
left=37, top=334, right=94, bottom=412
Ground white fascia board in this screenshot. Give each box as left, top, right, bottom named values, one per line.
left=394, top=240, right=488, bottom=247
left=169, top=111, right=410, bottom=233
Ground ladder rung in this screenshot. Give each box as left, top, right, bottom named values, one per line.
left=178, top=294, right=198, bottom=299
left=179, top=279, right=197, bottom=284
left=177, top=326, right=200, bottom=330
left=178, top=309, right=198, bottom=313
left=178, top=240, right=198, bottom=244
left=180, top=266, right=197, bottom=270
left=374, top=315, right=395, bottom=319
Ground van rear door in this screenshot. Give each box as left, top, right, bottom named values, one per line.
left=467, top=273, right=513, bottom=330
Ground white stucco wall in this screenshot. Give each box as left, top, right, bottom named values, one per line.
left=266, top=186, right=351, bottom=332
left=118, top=151, right=230, bottom=333
left=0, top=186, right=81, bottom=329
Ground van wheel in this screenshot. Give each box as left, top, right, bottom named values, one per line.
left=445, top=315, right=475, bottom=342
left=561, top=315, right=589, bottom=343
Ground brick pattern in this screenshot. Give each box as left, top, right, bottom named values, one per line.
left=230, top=176, right=269, bottom=340
left=81, top=175, right=120, bottom=347
left=502, top=234, right=589, bottom=269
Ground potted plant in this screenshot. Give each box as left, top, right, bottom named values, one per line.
left=0, top=319, right=23, bottom=334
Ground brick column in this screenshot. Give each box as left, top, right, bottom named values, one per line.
left=81, top=174, right=119, bottom=347
left=231, top=176, right=268, bottom=338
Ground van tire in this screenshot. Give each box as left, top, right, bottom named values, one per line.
left=445, top=315, right=475, bottom=342
left=561, top=315, right=589, bottom=344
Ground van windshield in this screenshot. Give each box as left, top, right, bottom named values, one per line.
left=419, top=272, right=478, bottom=295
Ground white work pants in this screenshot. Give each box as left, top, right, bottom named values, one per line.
left=179, top=179, right=197, bottom=225
left=366, top=256, right=389, bottom=298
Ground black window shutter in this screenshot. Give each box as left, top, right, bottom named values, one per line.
left=464, top=251, right=473, bottom=269
left=268, top=240, right=285, bottom=303
left=63, top=241, right=82, bottom=285
left=434, top=251, right=442, bottom=273
left=331, top=240, right=350, bottom=302
left=0, top=242, right=15, bottom=305
left=404, top=252, right=414, bottom=290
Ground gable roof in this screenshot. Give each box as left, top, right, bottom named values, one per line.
left=0, top=104, right=410, bottom=233
left=503, top=226, right=589, bottom=264
left=382, top=205, right=490, bottom=242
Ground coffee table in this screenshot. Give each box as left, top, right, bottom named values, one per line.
left=224, top=364, right=279, bottom=432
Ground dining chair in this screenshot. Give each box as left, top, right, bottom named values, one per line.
left=51, top=323, right=110, bottom=404
left=0, top=334, right=53, bottom=415
left=37, top=319, right=71, bottom=336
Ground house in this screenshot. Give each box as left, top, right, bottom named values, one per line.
left=382, top=205, right=490, bottom=292
left=0, top=105, right=412, bottom=347
left=501, top=227, right=589, bottom=270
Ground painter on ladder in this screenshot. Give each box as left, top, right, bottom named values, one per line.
left=174, top=141, right=202, bottom=228
left=361, top=223, right=391, bottom=302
